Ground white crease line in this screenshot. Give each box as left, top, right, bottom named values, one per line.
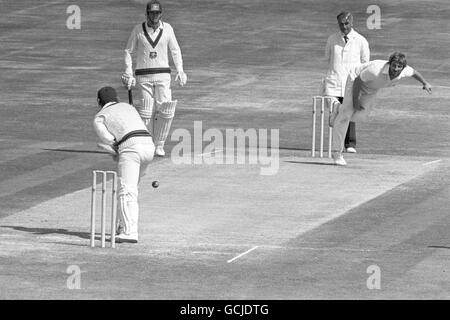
left=59, top=66, right=102, bottom=70
left=198, top=243, right=417, bottom=254
left=277, top=246, right=378, bottom=253
left=192, top=251, right=231, bottom=255
left=0, top=39, right=57, bottom=59
left=423, top=159, right=442, bottom=166
left=227, top=246, right=259, bottom=263
left=5, top=1, right=63, bottom=15
left=197, top=242, right=261, bottom=248
left=184, top=107, right=213, bottom=111
left=196, top=149, right=223, bottom=157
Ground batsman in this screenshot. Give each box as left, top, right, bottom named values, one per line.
left=122, top=0, right=187, bottom=157
left=94, top=87, right=155, bottom=243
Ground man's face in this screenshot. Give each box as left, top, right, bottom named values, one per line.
left=147, top=10, right=162, bottom=26
left=389, top=61, right=405, bottom=78
left=338, top=16, right=353, bottom=35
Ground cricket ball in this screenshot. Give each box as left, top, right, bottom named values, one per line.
left=152, top=180, right=159, bottom=188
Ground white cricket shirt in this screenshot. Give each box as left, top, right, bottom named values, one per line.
left=357, top=60, right=415, bottom=95
left=124, top=21, right=183, bottom=76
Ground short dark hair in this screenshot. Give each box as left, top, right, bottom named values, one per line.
left=388, top=52, right=407, bottom=67
left=97, top=87, right=118, bottom=106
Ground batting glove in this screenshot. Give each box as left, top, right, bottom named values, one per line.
left=121, top=73, right=136, bottom=89
left=175, top=71, right=187, bottom=87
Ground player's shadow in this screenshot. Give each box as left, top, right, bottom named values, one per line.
left=284, top=160, right=336, bottom=166
left=279, top=147, right=312, bottom=152
left=43, top=148, right=108, bottom=155
left=0, top=225, right=91, bottom=240
left=428, top=245, right=450, bottom=250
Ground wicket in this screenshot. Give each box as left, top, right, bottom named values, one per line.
left=90, top=170, right=117, bottom=248
left=311, top=96, right=338, bottom=158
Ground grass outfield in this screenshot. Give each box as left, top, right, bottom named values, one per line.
left=0, top=0, right=449, bottom=300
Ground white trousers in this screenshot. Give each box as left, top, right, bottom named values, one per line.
left=117, top=142, right=155, bottom=236
left=137, top=74, right=172, bottom=146
left=331, top=78, right=376, bottom=152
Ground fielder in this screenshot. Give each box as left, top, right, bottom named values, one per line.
left=94, top=86, right=155, bottom=243
left=329, top=52, right=432, bottom=166
left=122, top=0, right=187, bottom=157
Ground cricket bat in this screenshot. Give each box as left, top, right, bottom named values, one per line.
left=128, top=89, right=133, bottom=105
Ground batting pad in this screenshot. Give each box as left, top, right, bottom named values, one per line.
left=137, top=97, right=153, bottom=119
left=153, top=100, right=177, bottom=145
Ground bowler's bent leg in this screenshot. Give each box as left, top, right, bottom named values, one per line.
left=331, top=99, right=354, bottom=153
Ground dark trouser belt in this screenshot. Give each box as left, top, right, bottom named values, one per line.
left=115, top=130, right=152, bottom=147
left=135, top=68, right=171, bottom=75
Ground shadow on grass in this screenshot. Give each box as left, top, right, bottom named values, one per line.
left=0, top=225, right=91, bottom=239
left=279, top=147, right=312, bottom=152
left=284, top=160, right=336, bottom=166
left=428, top=245, right=450, bottom=250
left=43, top=148, right=108, bottom=154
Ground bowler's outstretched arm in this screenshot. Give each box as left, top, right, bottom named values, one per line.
left=412, top=71, right=432, bottom=94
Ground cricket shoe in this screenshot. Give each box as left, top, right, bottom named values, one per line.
left=346, top=147, right=357, bottom=153
left=332, top=152, right=347, bottom=166
left=155, top=145, right=165, bottom=157
left=116, top=232, right=138, bottom=243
